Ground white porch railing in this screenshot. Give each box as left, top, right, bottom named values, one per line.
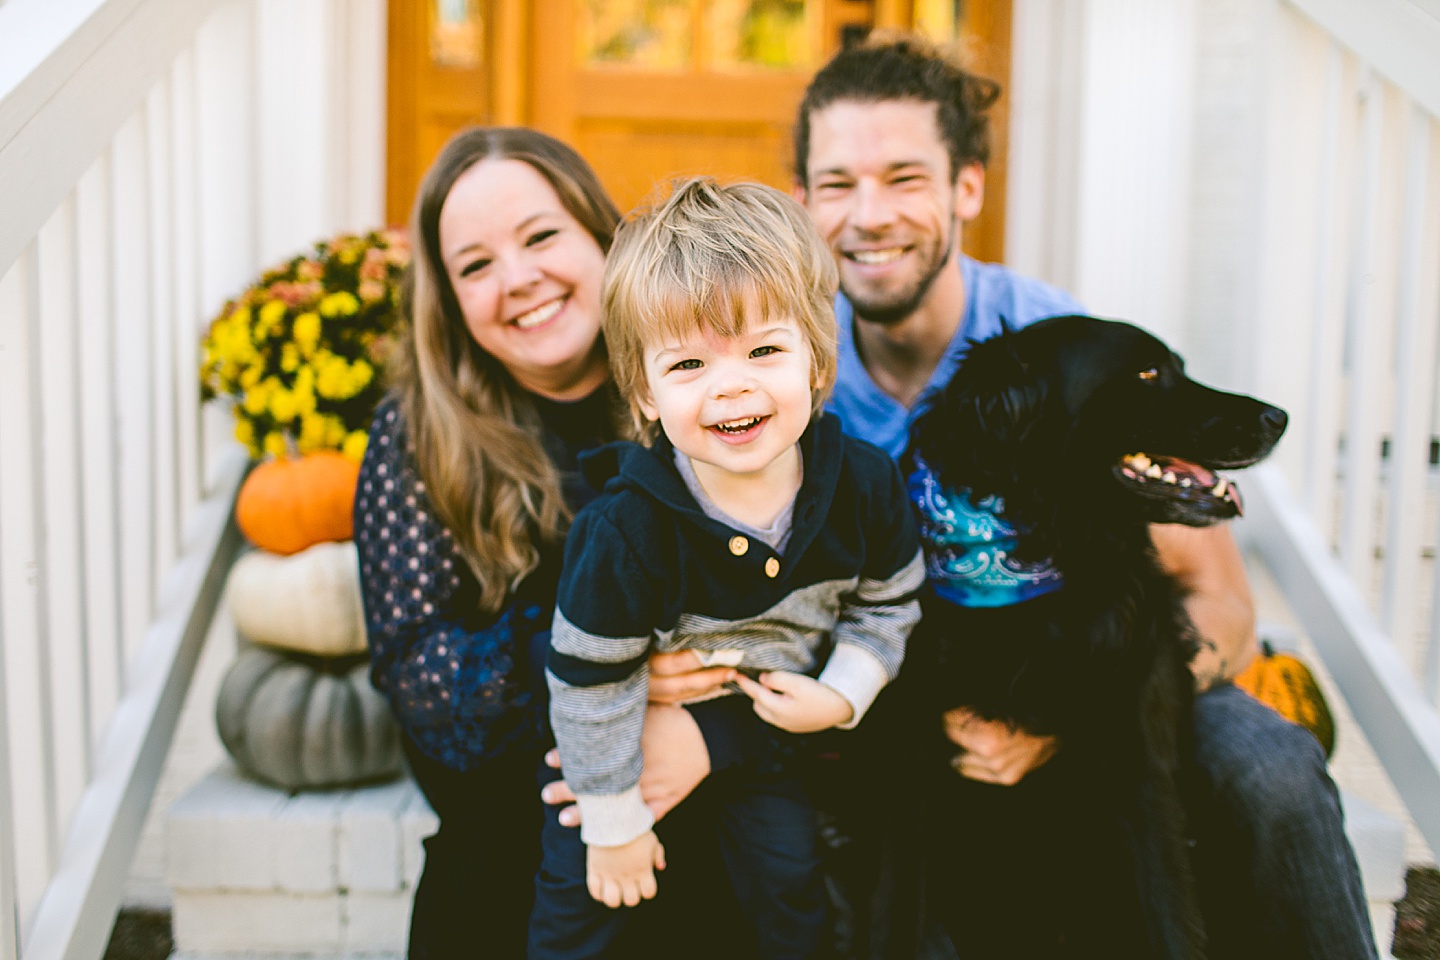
left=0, top=1, right=384, bottom=958
left=1244, top=0, right=1440, bottom=858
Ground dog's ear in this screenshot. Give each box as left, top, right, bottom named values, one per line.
left=913, top=332, right=1050, bottom=493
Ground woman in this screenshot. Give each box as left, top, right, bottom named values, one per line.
left=354, top=127, right=624, bottom=958
left=357, top=127, right=748, bottom=959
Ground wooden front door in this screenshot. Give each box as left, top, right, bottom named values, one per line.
left=529, top=0, right=861, bottom=215
left=386, top=0, right=1012, bottom=263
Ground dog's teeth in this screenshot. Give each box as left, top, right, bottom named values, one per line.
left=1145, top=464, right=1162, bottom=479
left=1131, top=454, right=1151, bottom=470
left=1179, top=477, right=1192, bottom=488
left=1162, top=471, right=1177, bottom=484
left=1213, top=478, right=1228, bottom=496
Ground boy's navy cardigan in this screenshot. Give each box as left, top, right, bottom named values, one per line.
left=547, top=414, right=925, bottom=846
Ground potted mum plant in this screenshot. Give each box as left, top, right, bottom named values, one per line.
left=201, top=228, right=412, bottom=790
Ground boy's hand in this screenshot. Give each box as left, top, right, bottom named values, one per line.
left=587, top=831, right=666, bottom=908
left=735, top=671, right=854, bottom=733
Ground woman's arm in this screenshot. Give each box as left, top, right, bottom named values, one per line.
left=356, top=401, right=550, bottom=768
left=1149, top=521, right=1260, bottom=692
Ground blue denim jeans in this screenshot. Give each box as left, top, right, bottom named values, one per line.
left=528, top=765, right=826, bottom=960
left=1191, top=684, right=1377, bottom=959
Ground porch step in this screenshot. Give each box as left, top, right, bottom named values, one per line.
left=1342, top=790, right=1407, bottom=958
left=165, top=768, right=1409, bottom=959
left=167, top=763, right=436, bottom=959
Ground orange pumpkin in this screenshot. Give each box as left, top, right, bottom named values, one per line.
left=1232, top=642, right=1336, bottom=758
left=235, top=452, right=361, bottom=555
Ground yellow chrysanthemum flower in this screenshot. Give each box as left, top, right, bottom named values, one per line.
left=293, top=311, right=321, bottom=355
left=297, top=411, right=329, bottom=453
left=342, top=430, right=368, bottom=462
left=350, top=359, right=374, bottom=392
left=242, top=377, right=275, bottom=416
left=280, top=343, right=300, bottom=373
left=258, top=299, right=287, bottom=336
left=319, top=291, right=359, bottom=318
left=234, top=417, right=257, bottom=452
left=230, top=306, right=252, bottom=337
left=263, top=431, right=288, bottom=459
left=268, top=386, right=299, bottom=423
left=325, top=414, right=349, bottom=447
left=314, top=352, right=361, bottom=400
left=293, top=384, right=318, bottom=419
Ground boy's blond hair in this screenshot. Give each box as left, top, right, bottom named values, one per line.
left=603, top=177, right=839, bottom=437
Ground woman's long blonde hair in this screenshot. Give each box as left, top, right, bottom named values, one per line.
left=392, top=127, right=621, bottom=613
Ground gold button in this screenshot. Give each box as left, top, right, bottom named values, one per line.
left=728, top=536, right=749, bottom=556
left=765, top=557, right=780, bottom=578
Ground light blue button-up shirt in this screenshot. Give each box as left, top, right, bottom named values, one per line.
left=826, top=255, right=1083, bottom=458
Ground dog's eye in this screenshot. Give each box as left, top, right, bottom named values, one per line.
left=1138, top=368, right=1160, bottom=382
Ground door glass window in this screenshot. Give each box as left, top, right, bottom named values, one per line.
left=707, top=0, right=812, bottom=70
left=579, top=0, right=816, bottom=70
left=431, top=0, right=483, bottom=69
left=580, top=0, right=695, bottom=68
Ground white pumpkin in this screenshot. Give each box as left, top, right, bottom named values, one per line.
left=227, top=541, right=368, bottom=656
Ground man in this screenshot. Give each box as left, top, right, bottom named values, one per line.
left=546, top=33, right=1375, bottom=959
left=787, top=34, right=1375, bottom=960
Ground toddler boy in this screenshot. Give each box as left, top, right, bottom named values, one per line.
left=531, top=178, right=923, bottom=959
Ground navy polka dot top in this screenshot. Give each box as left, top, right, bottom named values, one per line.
left=354, top=389, right=615, bottom=770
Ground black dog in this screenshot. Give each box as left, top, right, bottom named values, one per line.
left=876, top=316, right=1286, bottom=960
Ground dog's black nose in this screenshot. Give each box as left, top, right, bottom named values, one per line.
left=1261, top=406, right=1288, bottom=437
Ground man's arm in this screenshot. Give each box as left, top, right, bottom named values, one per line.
left=1149, top=521, right=1261, bottom=692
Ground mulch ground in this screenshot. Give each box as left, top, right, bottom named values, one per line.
left=102, top=909, right=172, bottom=960
left=1396, top=867, right=1440, bottom=959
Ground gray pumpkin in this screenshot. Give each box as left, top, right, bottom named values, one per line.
left=216, top=645, right=402, bottom=790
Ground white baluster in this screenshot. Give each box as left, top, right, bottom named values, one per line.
left=36, top=196, right=92, bottom=846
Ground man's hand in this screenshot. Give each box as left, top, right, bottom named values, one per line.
left=735, top=671, right=854, bottom=733
left=942, top=707, right=1059, bottom=785
left=541, top=703, right=712, bottom=827
left=647, top=649, right=736, bottom=704
left=587, top=830, right=665, bottom=908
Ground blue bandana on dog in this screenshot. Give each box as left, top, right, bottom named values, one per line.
left=907, top=452, right=1065, bottom=608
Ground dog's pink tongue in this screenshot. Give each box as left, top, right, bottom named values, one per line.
left=1164, top=457, right=1216, bottom=487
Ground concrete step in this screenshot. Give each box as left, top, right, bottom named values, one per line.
left=167, top=763, right=436, bottom=959
left=166, top=765, right=1409, bottom=959
left=1342, top=790, right=1407, bottom=959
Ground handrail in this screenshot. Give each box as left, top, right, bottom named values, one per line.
left=1, top=2, right=255, bottom=957
left=1246, top=465, right=1440, bottom=856
left=1245, top=0, right=1440, bottom=865
left=1286, top=0, right=1440, bottom=120
left=0, top=1, right=383, bottom=955
left=0, top=0, right=228, bottom=278
left=22, top=454, right=247, bottom=960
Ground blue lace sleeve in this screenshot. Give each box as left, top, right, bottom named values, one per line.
left=354, top=399, right=549, bottom=770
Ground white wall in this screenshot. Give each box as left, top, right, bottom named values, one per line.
left=253, top=0, right=387, bottom=265
left=1008, top=0, right=1200, bottom=354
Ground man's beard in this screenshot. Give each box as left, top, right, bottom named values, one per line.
left=844, top=222, right=956, bottom=327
